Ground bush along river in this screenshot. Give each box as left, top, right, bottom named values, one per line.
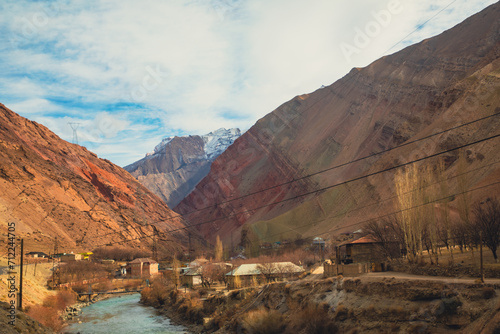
left=63, top=293, right=188, bottom=334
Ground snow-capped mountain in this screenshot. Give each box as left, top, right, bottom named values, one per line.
left=148, top=128, right=241, bottom=159
left=202, top=128, right=241, bottom=159
left=125, top=128, right=241, bottom=207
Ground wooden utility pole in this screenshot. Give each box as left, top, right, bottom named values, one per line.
left=18, top=239, right=23, bottom=311
left=480, top=231, right=484, bottom=283
left=52, top=237, right=60, bottom=288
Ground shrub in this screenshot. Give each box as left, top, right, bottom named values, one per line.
left=27, top=305, right=64, bottom=332
left=58, top=261, right=111, bottom=284
left=43, top=289, right=77, bottom=311
left=242, top=308, right=286, bottom=334
left=435, top=297, right=462, bottom=316
left=334, top=304, right=349, bottom=321
left=293, top=303, right=338, bottom=334
left=92, top=246, right=150, bottom=261
left=482, top=287, right=496, bottom=299
left=140, top=283, right=172, bottom=307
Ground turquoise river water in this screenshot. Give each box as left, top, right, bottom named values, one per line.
left=64, top=293, right=188, bottom=334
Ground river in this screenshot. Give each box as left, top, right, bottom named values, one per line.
left=64, top=293, right=189, bottom=334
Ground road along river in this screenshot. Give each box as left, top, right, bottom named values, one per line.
left=63, top=293, right=188, bottom=334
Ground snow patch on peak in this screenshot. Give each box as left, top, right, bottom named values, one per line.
left=145, top=128, right=241, bottom=159
left=146, top=136, right=175, bottom=156
left=202, top=128, right=241, bottom=160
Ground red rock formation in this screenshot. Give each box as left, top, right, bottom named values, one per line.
left=0, top=105, right=189, bottom=254
left=175, top=3, right=500, bottom=246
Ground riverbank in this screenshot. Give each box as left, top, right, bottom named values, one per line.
left=141, top=273, right=500, bottom=333
left=63, top=293, right=188, bottom=334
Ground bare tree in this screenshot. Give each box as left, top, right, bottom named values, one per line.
left=395, top=164, right=424, bottom=262
left=473, top=198, right=500, bottom=262
left=200, top=263, right=228, bottom=288
left=257, top=262, right=277, bottom=283
left=171, top=256, right=180, bottom=288
left=363, top=216, right=403, bottom=259
left=274, top=263, right=295, bottom=280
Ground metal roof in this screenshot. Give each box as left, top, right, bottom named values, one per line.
left=129, top=258, right=158, bottom=264
left=226, top=262, right=304, bottom=276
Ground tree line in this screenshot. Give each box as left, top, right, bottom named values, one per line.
left=365, top=153, right=500, bottom=264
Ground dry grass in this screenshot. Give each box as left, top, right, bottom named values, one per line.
left=292, top=303, right=338, bottom=334
left=26, top=289, right=78, bottom=331
left=26, top=305, right=64, bottom=331
left=242, top=308, right=285, bottom=334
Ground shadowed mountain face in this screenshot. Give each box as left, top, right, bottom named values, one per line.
left=175, top=3, right=500, bottom=245
left=125, top=128, right=241, bottom=207
left=0, top=105, right=187, bottom=253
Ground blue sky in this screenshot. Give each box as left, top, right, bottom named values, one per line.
left=0, top=0, right=497, bottom=166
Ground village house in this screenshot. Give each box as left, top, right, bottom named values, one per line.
left=336, top=234, right=394, bottom=263
left=226, top=262, right=304, bottom=289
left=128, top=258, right=159, bottom=277
left=25, top=251, right=49, bottom=259
left=181, top=262, right=232, bottom=287
left=60, top=253, right=83, bottom=262
left=180, top=267, right=202, bottom=287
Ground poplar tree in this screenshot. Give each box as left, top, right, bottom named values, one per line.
left=215, top=235, right=224, bottom=262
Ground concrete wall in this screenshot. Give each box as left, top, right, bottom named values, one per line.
left=323, top=262, right=371, bottom=277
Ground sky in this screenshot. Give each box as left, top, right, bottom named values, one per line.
left=0, top=0, right=497, bottom=167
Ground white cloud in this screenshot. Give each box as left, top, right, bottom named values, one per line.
left=0, top=0, right=497, bottom=166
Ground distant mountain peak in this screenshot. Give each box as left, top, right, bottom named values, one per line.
left=126, top=127, right=242, bottom=207
left=202, top=128, right=241, bottom=159
left=148, top=127, right=241, bottom=159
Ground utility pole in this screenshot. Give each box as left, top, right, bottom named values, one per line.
left=18, top=239, right=23, bottom=311
left=480, top=231, right=484, bottom=283
left=52, top=237, right=60, bottom=288
left=319, top=242, right=323, bottom=262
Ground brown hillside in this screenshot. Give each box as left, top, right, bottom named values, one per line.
left=125, top=135, right=211, bottom=208
left=175, top=3, right=500, bottom=246
left=0, top=104, right=187, bottom=254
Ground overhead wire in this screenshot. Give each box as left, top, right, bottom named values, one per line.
left=91, top=132, right=500, bottom=249
left=84, top=111, right=500, bottom=243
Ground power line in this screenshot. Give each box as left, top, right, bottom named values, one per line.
left=95, top=109, right=500, bottom=243
left=178, top=111, right=500, bottom=218
left=256, top=158, right=500, bottom=244
left=173, top=132, right=500, bottom=234
left=91, top=132, right=500, bottom=249
left=84, top=2, right=497, bottom=246
left=242, top=180, right=500, bottom=258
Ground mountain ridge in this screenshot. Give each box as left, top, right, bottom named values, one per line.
left=174, top=2, right=500, bottom=247
left=0, top=104, right=188, bottom=254
left=125, top=128, right=241, bottom=207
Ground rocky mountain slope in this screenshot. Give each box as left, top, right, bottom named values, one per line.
left=0, top=105, right=188, bottom=254
left=175, top=2, right=500, bottom=246
left=125, top=128, right=241, bottom=207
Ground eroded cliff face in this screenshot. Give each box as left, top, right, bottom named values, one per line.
left=175, top=3, right=500, bottom=244
left=0, top=105, right=187, bottom=253
left=125, top=136, right=211, bottom=207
